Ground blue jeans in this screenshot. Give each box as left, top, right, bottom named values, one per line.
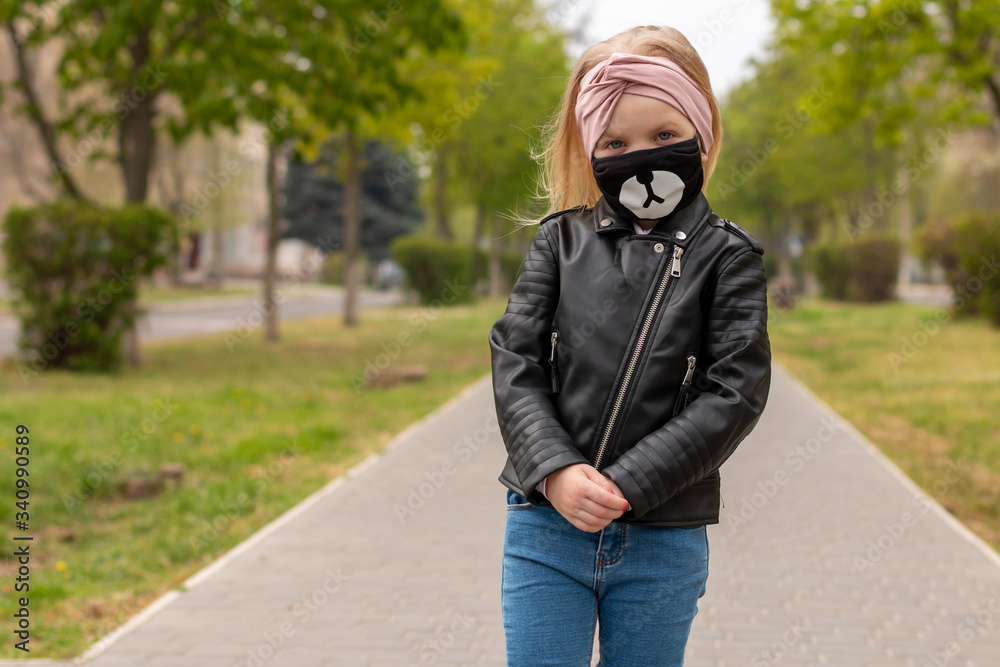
left=501, top=489, right=709, bottom=666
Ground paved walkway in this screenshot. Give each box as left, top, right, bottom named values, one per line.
left=19, top=363, right=1000, bottom=666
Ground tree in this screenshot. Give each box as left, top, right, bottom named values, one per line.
left=440, top=0, right=570, bottom=296
left=0, top=0, right=464, bottom=345
left=281, top=140, right=424, bottom=262
left=768, top=0, right=991, bottom=285
left=712, top=49, right=885, bottom=278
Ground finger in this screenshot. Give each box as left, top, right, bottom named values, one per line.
left=578, top=497, right=627, bottom=520
left=569, top=513, right=612, bottom=533
left=583, top=485, right=629, bottom=512
left=581, top=466, right=615, bottom=490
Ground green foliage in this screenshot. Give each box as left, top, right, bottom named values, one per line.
left=319, top=251, right=347, bottom=285
left=811, top=235, right=901, bottom=302
left=1, top=201, right=175, bottom=373
left=282, top=141, right=424, bottom=261
left=0, top=0, right=466, bottom=204
left=390, top=236, right=475, bottom=305
left=916, top=213, right=1000, bottom=325
left=415, top=0, right=569, bottom=242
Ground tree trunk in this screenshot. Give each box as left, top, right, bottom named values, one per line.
left=208, top=220, right=225, bottom=289
left=117, top=26, right=159, bottom=366
left=778, top=211, right=794, bottom=279
left=206, top=141, right=225, bottom=289
left=343, top=132, right=362, bottom=327
left=487, top=210, right=501, bottom=298
left=470, top=201, right=486, bottom=292
left=435, top=149, right=453, bottom=239
left=4, top=20, right=88, bottom=202
left=894, top=167, right=913, bottom=294
left=263, top=141, right=283, bottom=342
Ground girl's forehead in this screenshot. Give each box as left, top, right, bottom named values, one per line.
left=603, top=94, right=694, bottom=132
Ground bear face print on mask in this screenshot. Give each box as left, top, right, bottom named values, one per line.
left=590, top=135, right=705, bottom=222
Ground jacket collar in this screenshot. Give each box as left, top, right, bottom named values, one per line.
left=593, top=192, right=712, bottom=249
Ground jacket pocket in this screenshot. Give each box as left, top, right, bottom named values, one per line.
left=672, top=354, right=698, bottom=417
left=548, top=329, right=561, bottom=395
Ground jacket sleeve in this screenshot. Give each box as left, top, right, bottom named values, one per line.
left=489, top=222, right=590, bottom=500
left=601, top=247, right=772, bottom=518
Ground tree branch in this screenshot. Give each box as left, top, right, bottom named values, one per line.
left=4, top=19, right=91, bottom=203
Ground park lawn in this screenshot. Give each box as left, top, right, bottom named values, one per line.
left=0, top=284, right=258, bottom=315
left=768, top=297, right=1000, bottom=552
left=138, top=284, right=258, bottom=303
left=0, top=296, right=510, bottom=659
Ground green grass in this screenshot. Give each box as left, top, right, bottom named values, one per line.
left=769, top=297, right=1000, bottom=550
left=0, top=285, right=259, bottom=315
left=0, top=297, right=508, bottom=658
left=138, top=284, right=258, bottom=303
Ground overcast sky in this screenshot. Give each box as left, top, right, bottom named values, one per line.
left=551, top=0, right=775, bottom=98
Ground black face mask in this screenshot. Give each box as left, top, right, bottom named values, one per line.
left=590, top=135, right=705, bottom=222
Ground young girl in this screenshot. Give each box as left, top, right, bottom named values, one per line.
left=489, top=25, right=772, bottom=665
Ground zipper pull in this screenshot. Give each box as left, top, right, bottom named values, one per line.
left=549, top=330, right=560, bottom=394
left=671, top=245, right=684, bottom=278
left=682, top=355, right=696, bottom=385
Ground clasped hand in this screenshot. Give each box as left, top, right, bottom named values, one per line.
left=545, top=463, right=630, bottom=532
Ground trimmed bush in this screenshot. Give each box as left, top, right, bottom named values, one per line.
left=390, top=236, right=474, bottom=305
left=2, top=200, right=176, bottom=375
left=811, top=235, right=901, bottom=302
left=917, top=213, right=1000, bottom=325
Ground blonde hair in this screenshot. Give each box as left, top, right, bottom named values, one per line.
left=534, top=26, right=723, bottom=217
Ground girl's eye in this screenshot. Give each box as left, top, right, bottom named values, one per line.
left=657, top=131, right=673, bottom=141
left=607, top=140, right=624, bottom=149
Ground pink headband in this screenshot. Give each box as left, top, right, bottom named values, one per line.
left=575, top=52, right=714, bottom=158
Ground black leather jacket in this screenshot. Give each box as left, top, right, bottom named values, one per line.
left=489, top=193, right=771, bottom=526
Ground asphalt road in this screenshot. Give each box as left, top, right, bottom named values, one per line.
left=0, top=285, right=405, bottom=362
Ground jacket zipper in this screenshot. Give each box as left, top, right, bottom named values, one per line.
left=682, top=355, right=697, bottom=409
left=549, top=329, right=560, bottom=395
left=592, top=244, right=685, bottom=470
